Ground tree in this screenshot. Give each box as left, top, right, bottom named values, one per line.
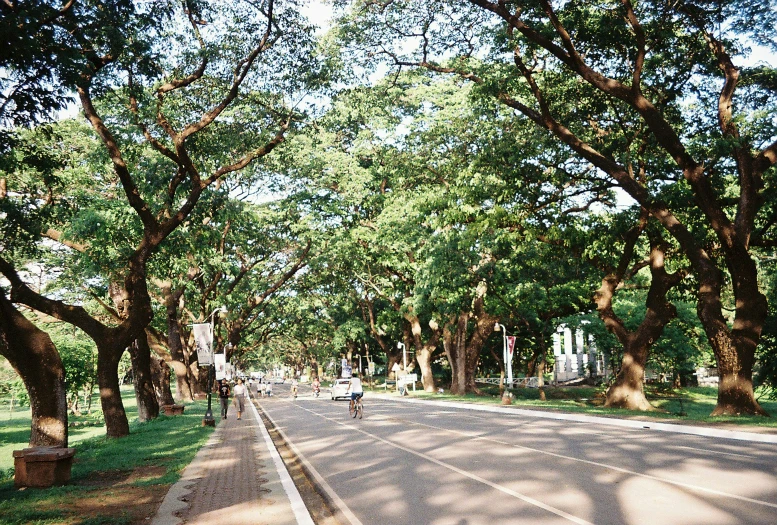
left=1, top=0, right=319, bottom=437
left=334, top=0, right=777, bottom=415
left=0, top=0, right=82, bottom=126
left=0, top=289, right=68, bottom=447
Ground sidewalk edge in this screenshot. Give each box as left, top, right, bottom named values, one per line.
left=248, top=393, right=315, bottom=525
left=256, top=399, right=364, bottom=525
left=150, top=423, right=224, bottom=525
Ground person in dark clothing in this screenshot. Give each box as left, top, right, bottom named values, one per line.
left=218, top=379, right=231, bottom=420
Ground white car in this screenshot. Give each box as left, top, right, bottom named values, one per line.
left=330, top=378, right=351, bottom=400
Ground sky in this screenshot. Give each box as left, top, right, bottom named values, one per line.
left=300, top=0, right=335, bottom=35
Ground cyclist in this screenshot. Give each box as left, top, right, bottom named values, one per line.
left=345, top=374, right=363, bottom=413
left=311, top=376, right=321, bottom=398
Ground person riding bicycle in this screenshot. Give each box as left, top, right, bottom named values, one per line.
left=312, top=377, right=321, bottom=397
left=345, top=374, right=363, bottom=412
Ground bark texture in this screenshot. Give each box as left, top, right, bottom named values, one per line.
left=162, top=283, right=194, bottom=402
left=444, top=282, right=498, bottom=395
left=151, top=354, right=175, bottom=406
left=129, top=334, right=160, bottom=421
left=0, top=291, right=68, bottom=447
left=598, top=235, right=686, bottom=411
left=406, top=312, right=442, bottom=392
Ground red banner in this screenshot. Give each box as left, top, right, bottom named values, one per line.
left=507, top=336, right=516, bottom=356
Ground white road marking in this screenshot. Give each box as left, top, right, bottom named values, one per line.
left=249, top=395, right=315, bottom=525
left=411, top=419, right=777, bottom=510
left=296, top=405, right=594, bottom=525
left=674, top=445, right=755, bottom=459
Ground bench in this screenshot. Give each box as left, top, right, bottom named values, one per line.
left=13, top=446, right=76, bottom=488
left=162, top=404, right=186, bottom=416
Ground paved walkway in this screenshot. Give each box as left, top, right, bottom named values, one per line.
left=151, top=390, right=313, bottom=525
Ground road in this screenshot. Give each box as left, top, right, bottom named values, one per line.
left=256, top=384, right=777, bottom=525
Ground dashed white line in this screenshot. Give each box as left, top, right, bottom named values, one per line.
left=296, top=405, right=594, bottom=525
left=674, top=445, right=755, bottom=459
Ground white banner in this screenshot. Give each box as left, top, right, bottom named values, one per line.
left=192, top=323, right=213, bottom=365
left=214, top=353, right=227, bottom=380
left=506, top=336, right=517, bottom=384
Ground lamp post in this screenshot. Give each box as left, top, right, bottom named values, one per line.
left=354, top=353, right=362, bottom=377
left=397, top=341, right=407, bottom=371
left=494, top=323, right=511, bottom=389
left=203, top=306, right=227, bottom=425
left=396, top=341, right=406, bottom=394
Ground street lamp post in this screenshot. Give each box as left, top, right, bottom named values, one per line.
left=494, top=323, right=511, bottom=389
left=396, top=341, right=406, bottom=394
left=203, top=306, right=227, bottom=425
left=397, top=341, right=407, bottom=370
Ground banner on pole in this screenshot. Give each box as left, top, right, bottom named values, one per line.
left=193, top=323, right=213, bottom=365
left=214, top=353, right=226, bottom=380
left=506, top=336, right=516, bottom=356
left=506, top=336, right=517, bottom=368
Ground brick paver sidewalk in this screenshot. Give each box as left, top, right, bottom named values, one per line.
left=152, top=392, right=306, bottom=525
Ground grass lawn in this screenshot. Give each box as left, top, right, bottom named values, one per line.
left=383, top=383, right=777, bottom=429
left=0, top=386, right=214, bottom=524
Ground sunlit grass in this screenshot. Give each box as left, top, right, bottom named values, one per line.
left=0, top=386, right=214, bottom=524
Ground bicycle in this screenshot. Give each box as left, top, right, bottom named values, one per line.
left=348, top=395, right=363, bottom=419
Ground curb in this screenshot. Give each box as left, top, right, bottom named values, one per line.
left=255, top=399, right=364, bottom=525
left=372, top=394, right=777, bottom=444
left=247, top=393, right=315, bottom=525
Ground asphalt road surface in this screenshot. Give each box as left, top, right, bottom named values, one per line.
left=256, top=384, right=777, bottom=525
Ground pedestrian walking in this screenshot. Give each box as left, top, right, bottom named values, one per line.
left=218, top=379, right=231, bottom=419
left=233, top=378, right=247, bottom=420
left=265, top=380, right=272, bottom=397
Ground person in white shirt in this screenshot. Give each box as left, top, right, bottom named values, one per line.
left=345, top=375, right=363, bottom=412
left=232, top=378, right=247, bottom=420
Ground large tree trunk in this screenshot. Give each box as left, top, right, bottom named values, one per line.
left=698, top=256, right=768, bottom=416
left=445, top=282, right=498, bottom=395
left=151, top=354, right=175, bottom=406
left=415, top=348, right=435, bottom=392
left=604, top=336, right=654, bottom=411
left=94, top=269, right=154, bottom=437
left=0, top=291, right=69, bottom=447
left=445, top=313, right=469, bottom=395
left=406, top=313, right=441, bottom=392
left=129, top=335, right=160, bottom=421
left=526, top=341, right=548, bottom=401
left=165, top=288, right=194, bottom=401
left=595, top=228, right=685, bottom=411
left=112, top=280, right=158, bottom=422
left=465, top=305, right=495, bottom=393
left=155, top=272, right=203, bottom=402
left=96, top=339, right=131, bottom=438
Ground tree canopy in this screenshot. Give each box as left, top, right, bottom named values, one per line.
left=2, top=1, right=777, bottom=448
